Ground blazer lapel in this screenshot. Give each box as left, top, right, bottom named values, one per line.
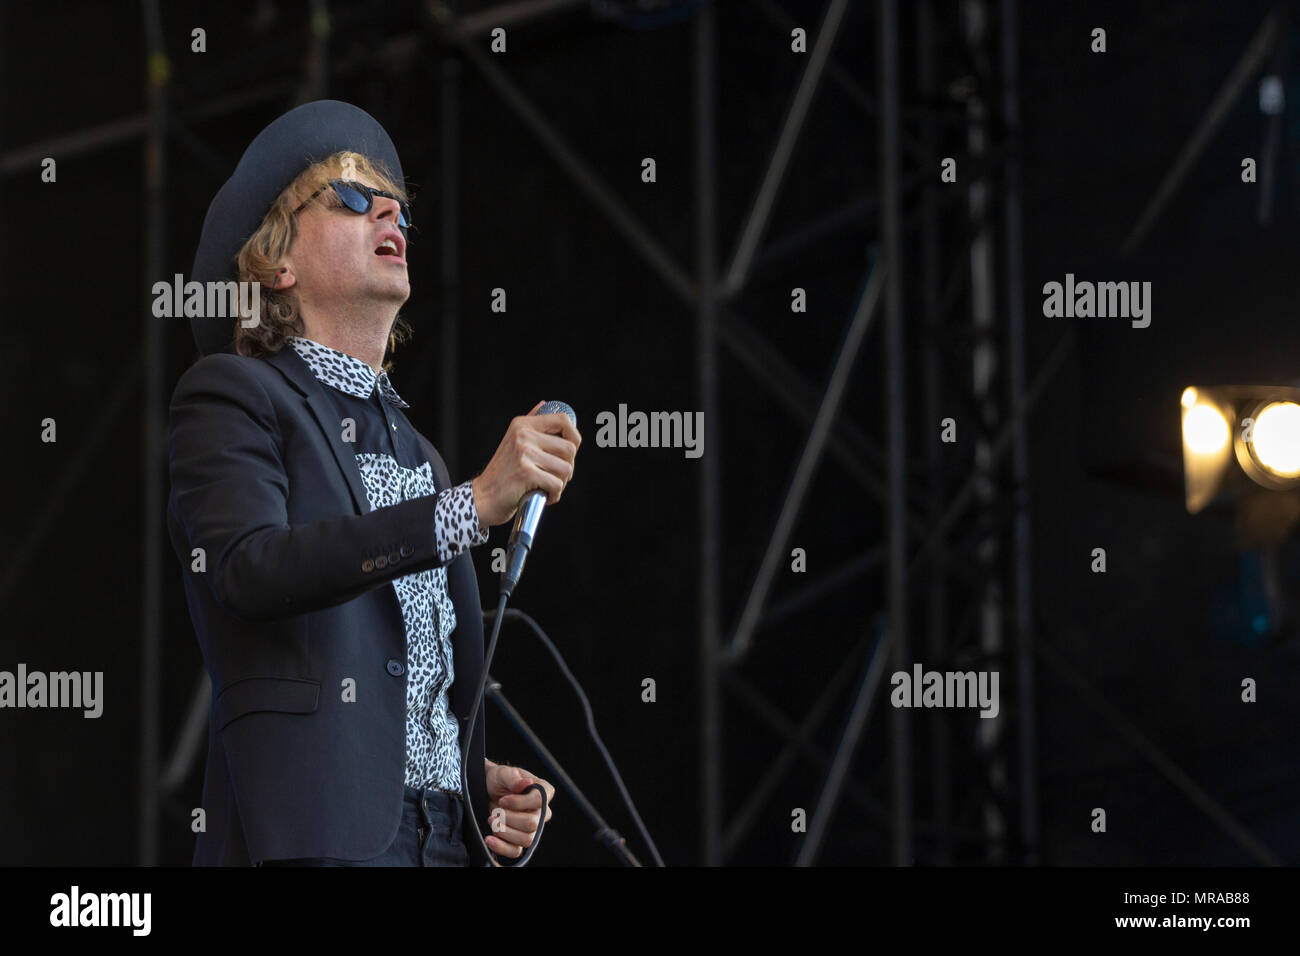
left=263, top=346, right=372, bottom=516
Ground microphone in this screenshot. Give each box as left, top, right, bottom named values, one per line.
left=500, top=400, right=577, bottom=599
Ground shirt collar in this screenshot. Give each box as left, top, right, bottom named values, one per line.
left=287, top=336, right=410, bottom=409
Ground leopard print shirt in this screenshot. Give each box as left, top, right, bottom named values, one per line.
left=287, top=336, right=489, bottom=793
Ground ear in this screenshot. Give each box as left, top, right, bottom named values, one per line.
left=270, top=266, right=297, bottom=292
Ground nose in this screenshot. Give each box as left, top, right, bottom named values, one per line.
left=371, top=194, right=402, bottom=225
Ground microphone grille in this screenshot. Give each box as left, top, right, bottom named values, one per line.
left=536, top=400, right=577, bottom=428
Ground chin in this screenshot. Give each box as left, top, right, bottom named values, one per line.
left=372, top=280, right=411, bottom=304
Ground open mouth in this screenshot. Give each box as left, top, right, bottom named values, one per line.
left=375, top=238, right=401, bottom=257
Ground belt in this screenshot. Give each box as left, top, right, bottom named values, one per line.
left=404, top=782, right=464, bottom=803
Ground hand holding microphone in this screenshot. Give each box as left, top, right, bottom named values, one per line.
left=471, top=401, right=580, bottom=597
left=471, top=400, right=581, bottom=527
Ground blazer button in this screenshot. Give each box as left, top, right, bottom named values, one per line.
left=399, top=544, right=413, bottom=557
left=387, top=659, right=405, bottom=676
left=388, top=551, right=400, bottom=564
left=375, top=554, right=388, bottom=569
left=362, top=558, right=375, bottom=573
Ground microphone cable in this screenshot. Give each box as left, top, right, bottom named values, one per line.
left=457, top=601, right=667, bottom=867
left=483, top=607, right=665, bottom=867
left=458, top=590, right=546, bottom=867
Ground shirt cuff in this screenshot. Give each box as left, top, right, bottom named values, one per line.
left=433, top=480, right=490, bottom=564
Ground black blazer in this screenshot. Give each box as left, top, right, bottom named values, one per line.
left=166, top=343, right=490, bottom=866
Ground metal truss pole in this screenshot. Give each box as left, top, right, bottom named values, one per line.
left=1120, top=3, right=1285, bottom=255
left=139, top=0, right=166, bottom=867
left=694, top=0, right=723, bottom=868
left=1000, top=0, right=1039, bottom=865
left=796, top=626, right=893, bottom=865
left=960, top=0, right=1007, bottom=865
left=725, top=264, right=885, bottom=663
left=721, top=0, right=848, bottom=299
left=881, top=0, right=912, bottom=867
left=917, top=0, right=953, bottom=865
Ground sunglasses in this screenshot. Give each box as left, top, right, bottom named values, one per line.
left=293, top=179, right=413, bottom=230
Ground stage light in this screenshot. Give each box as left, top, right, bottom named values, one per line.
left=1251, top=402, right=1300, bottom=478
left=1182, top=385, right=1300, bottom=515
left=1183, top=401, right=1229, bottom=455
left=1181, top=389, right=1234, bottom=513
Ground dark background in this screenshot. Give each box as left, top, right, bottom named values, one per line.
left=2, top=0, right=1299, bottom=867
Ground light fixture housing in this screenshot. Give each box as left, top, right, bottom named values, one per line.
left=1182, top=385, right=1300, bottom=514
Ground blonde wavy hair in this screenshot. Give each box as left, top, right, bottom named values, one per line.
left=232, top=150, right=413, bottom=372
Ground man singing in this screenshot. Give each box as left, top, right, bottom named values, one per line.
left=166, top=100, right=579, bottom=866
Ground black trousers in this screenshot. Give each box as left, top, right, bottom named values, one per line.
left=259, top=786, right=470, bottom=867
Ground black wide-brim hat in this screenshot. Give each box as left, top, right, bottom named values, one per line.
left=189, top=99, right=405, bottom=356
